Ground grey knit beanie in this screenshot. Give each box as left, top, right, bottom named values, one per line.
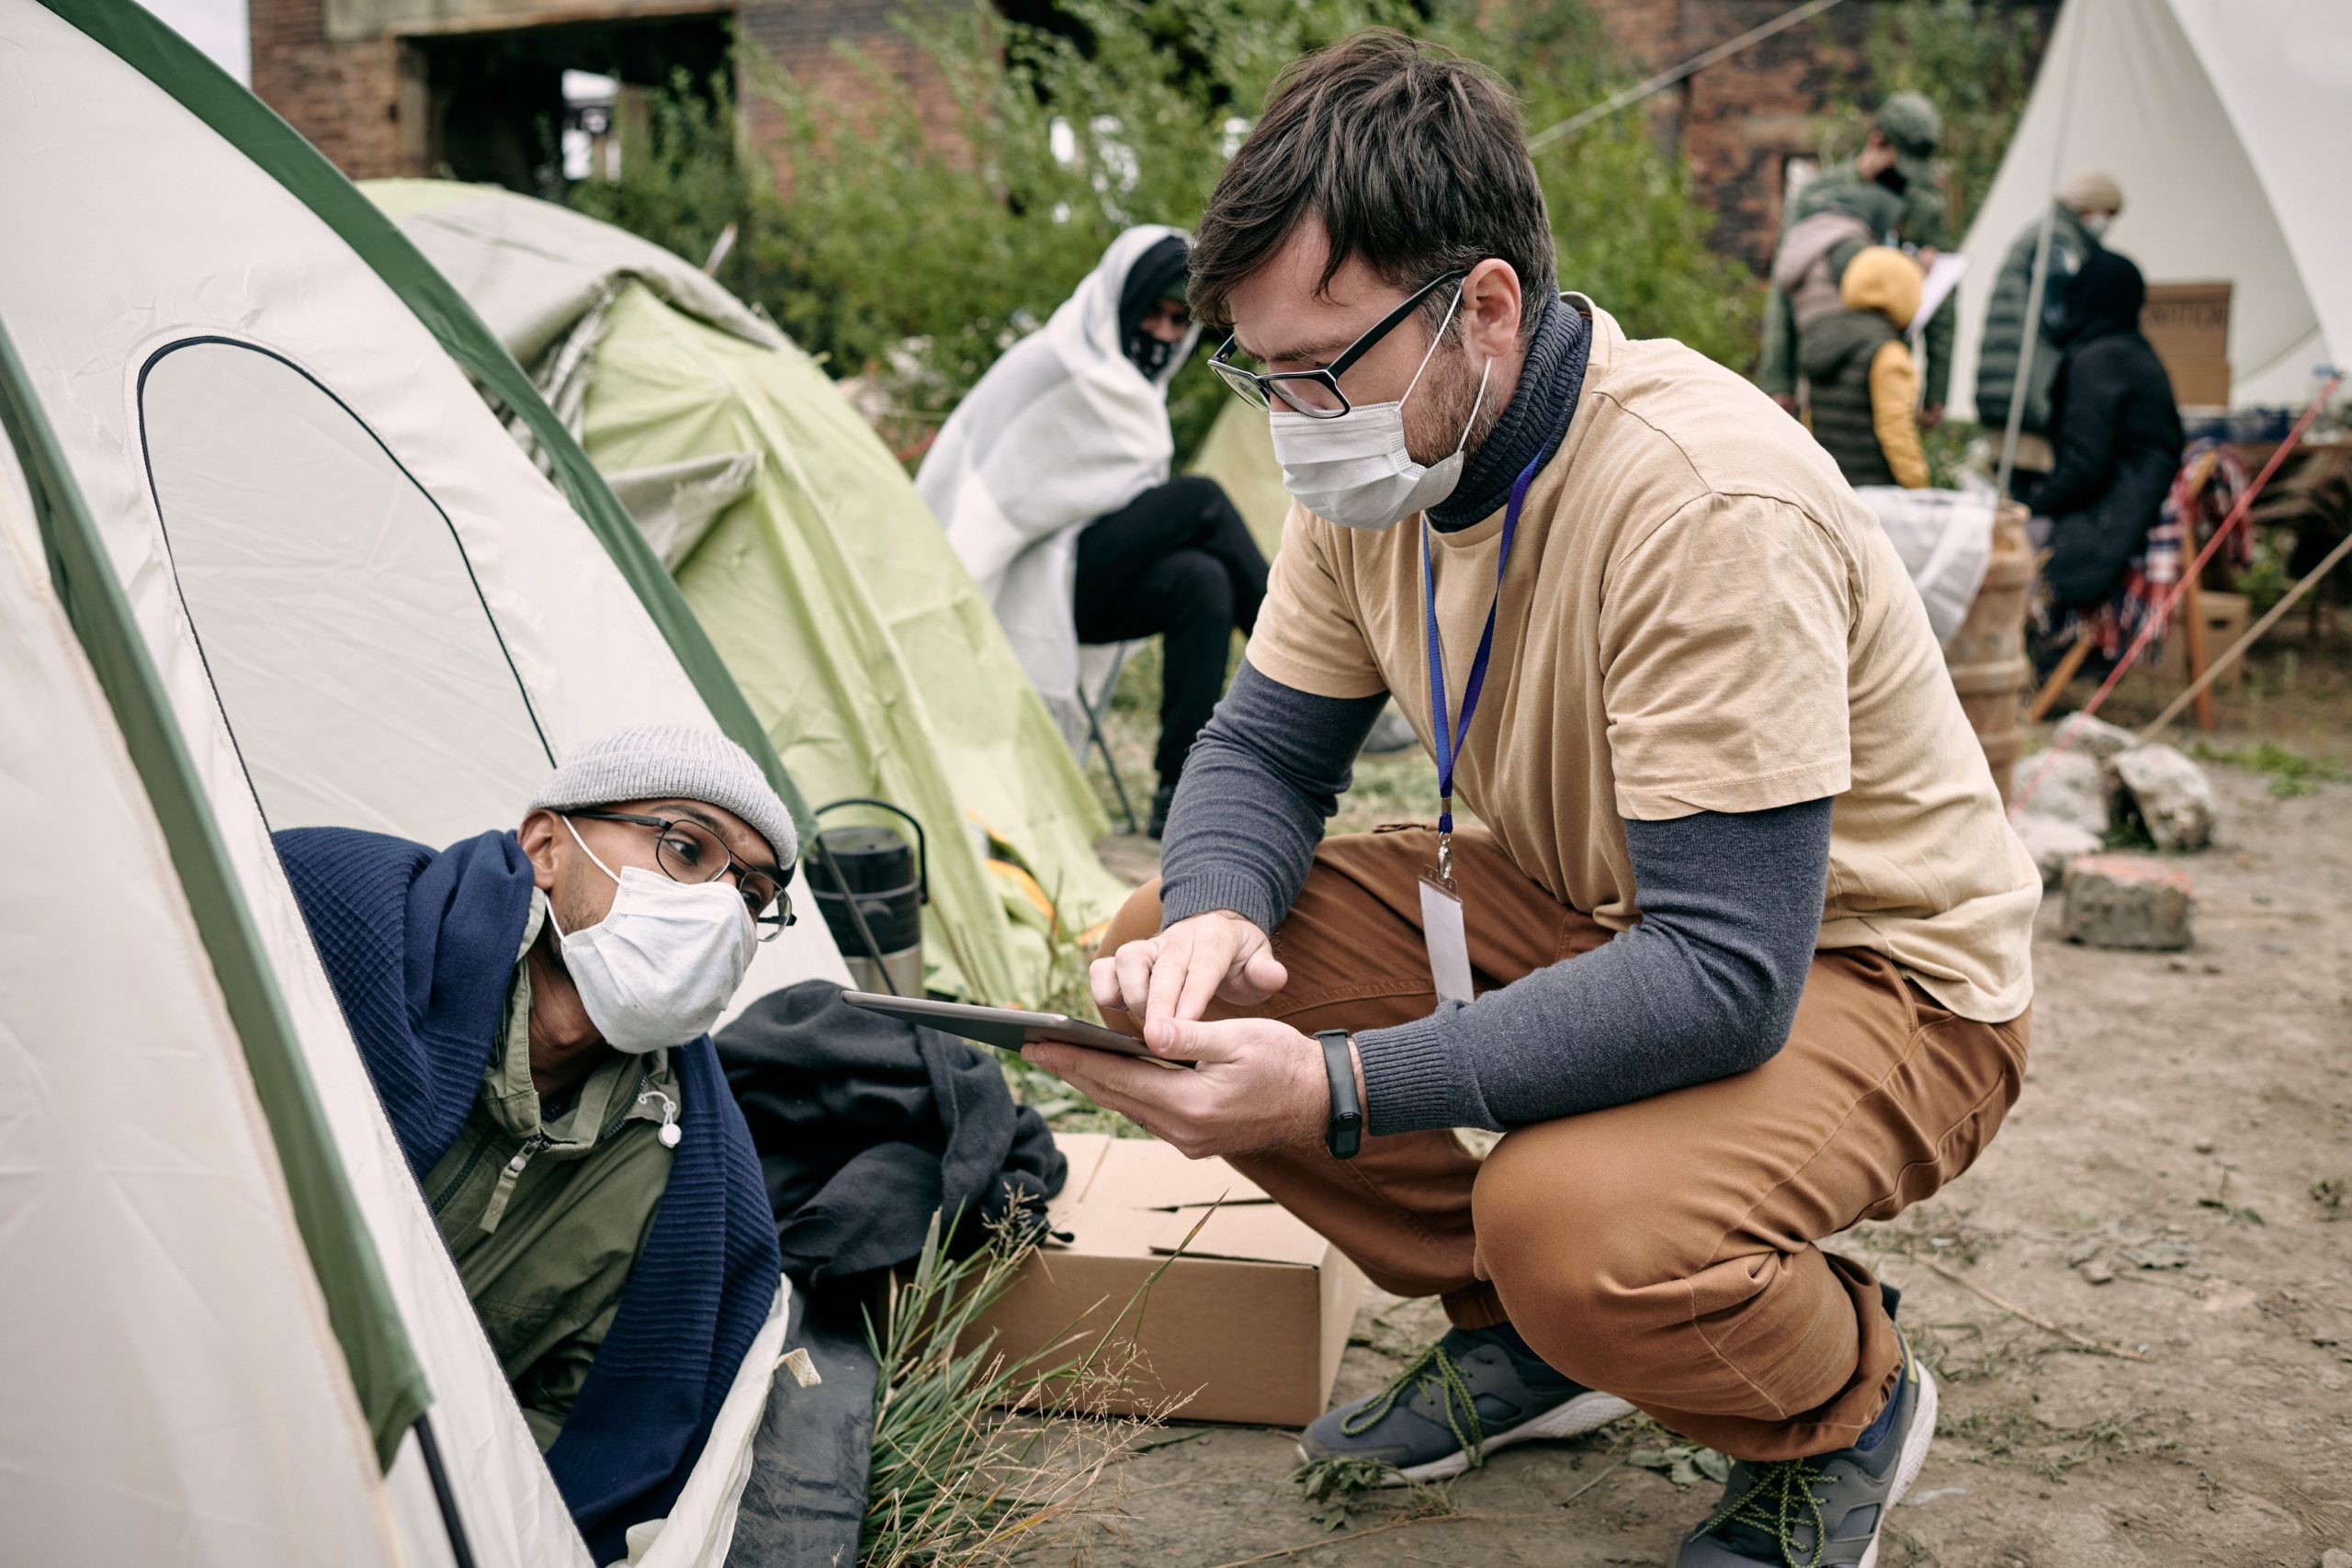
left=529, top=725, right=798, bottom=866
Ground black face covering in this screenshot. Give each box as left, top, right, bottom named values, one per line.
left=1873, top=164, right=1910, bottom=197
left=1126, top=328, right=1176, bottom=380
left=1118, top=233, right=1192, bottom=380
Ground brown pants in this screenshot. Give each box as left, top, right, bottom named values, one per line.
left=1101, top=826, right=2029, bottom=1461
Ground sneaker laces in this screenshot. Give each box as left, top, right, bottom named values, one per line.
left=1700, top=1457, right=1833, bottom=1567
left=1339, top=1341, right=1487, bottom=1467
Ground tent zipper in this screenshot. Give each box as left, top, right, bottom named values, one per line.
left=479, top=1134, right=548, bottom=1235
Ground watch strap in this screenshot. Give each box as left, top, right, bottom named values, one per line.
left=1317, top=1029, right=1363, bottom=1160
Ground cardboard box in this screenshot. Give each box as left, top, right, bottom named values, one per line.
left=969, top=1133, right=1363, bottom=1426
left=2143, top=282, right=2233, bottom=407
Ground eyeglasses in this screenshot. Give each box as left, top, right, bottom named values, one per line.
left=1207, top=268, right=1469, bottom=420
left=565, top=810, right=796, bottom=942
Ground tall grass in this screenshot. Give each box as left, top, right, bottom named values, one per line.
left=859, top=1207, right=1189, bottom=1564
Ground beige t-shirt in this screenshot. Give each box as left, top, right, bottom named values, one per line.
left=1248, top=299, right=2038, bottom=1022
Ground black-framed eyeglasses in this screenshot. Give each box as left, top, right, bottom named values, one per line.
left=1206, top=268, right=1468, bottom=420
left=566, top=810, right=797, bottom=942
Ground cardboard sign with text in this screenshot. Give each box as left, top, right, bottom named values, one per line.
left=2143, top=281, right=2233, bottom=408
left=970, top=1134, right=1363, bottom=1426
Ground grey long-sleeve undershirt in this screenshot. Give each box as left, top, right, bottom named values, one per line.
left=1157, top=660, right=1834, bottom=1135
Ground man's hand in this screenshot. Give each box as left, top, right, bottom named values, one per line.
left=1022, top=1017, right=1334, bottom=1158
left=1091, top=909, right=1288, bottom=1038
left=1770, top=392, right=1801, bottom=418
left=1919, top=401, right=1946, bottom=432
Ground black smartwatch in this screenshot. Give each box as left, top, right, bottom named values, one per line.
left=1317, top=1029, right=1362, bottom=1160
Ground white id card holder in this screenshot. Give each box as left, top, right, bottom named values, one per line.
left=1418, top=873, right=1476, bottom=1005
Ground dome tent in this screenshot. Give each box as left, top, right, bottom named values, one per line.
left=363, top=180, right=1131, bottom=1007
left=1949, top=0, right=2352, bottom=420
left=0, top=1, right=842, bottom=1562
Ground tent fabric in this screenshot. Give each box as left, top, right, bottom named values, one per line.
left=918, top=225, right=1200, bottom=742
left=0, top=422, right=401, bottom=1568
left=372, top=182, right=1132, bottom=1004
left=38, top=0, right=815, bottom=855
left=0, top=4, right=826, bottom=1562
left=1188, top=397, right=1295, bottom=561
left=1949, top=0, right=2348, bottom=418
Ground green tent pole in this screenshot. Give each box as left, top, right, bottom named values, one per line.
left=0, top=314, right=431, bottom=1473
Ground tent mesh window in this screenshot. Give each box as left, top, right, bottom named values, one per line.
left=139, top=336, right=553, bottom=840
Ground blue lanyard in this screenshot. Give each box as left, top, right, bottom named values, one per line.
left=1420, top=449, right=1545, bottom=882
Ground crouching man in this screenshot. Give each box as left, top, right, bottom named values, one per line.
left=276, top=725, right=788, bottom=1559
left=1023, top=34, right=2039, bottom=1568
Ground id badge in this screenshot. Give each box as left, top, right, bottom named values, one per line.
left=1418, top=873, right=1476, bottom=1005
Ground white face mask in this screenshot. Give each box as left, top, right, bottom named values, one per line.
left=2082, top=211, right=2113, bottom=239
left=547, top=818, right=755, bottom=1053
left=1269, top=287, right=1493, bottom=531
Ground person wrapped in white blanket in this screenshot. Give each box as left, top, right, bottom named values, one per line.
left=920, top=226, right=1268, bottom=836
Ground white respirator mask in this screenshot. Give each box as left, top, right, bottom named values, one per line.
left=548, top=817, right=755, bottom=1053
left=1269, top=287, right=1492, bottom=531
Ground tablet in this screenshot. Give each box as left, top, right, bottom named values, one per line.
left=842, top=991, right=1188, bottom=1066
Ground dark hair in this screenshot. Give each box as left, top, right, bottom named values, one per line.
left=1189, top=31, right=1555, bottom=343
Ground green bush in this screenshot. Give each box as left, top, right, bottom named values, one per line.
left=567, top=0, right=1765, bottom=462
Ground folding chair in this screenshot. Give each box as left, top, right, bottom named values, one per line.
left=1076, top=640, right=1144, bottom=835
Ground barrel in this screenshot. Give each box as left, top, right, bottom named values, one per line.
left=1944, top=501, right=2032, bottom=800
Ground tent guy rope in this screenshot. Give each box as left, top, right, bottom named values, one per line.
left=1524, top=0, right=1851, bottom=153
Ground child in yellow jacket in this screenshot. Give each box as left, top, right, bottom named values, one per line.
left=1796, top=245, right=1930, bottom=489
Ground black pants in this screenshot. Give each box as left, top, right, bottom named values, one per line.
left=1075, top=476, right=1270, bottom=788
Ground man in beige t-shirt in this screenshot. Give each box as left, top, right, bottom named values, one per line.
left=1019, top=35, right=2037, bottom=1568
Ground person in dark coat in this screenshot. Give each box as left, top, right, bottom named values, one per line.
left=2031, top=249, right=2183, bottom=611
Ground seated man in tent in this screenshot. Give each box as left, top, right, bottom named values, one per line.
left=275, top=726, right=786, bottom=1554
left=922, top=226, right=1271, bottom=838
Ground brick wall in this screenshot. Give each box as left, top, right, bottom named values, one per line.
left=1586, top=0, right=1878, bottom=274
left=248, top=0, right=961, bottom=189
left=737, top=0, right=967, bottom=192
left=249, top=0, right=414, bottom=177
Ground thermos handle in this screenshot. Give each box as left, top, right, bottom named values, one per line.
left=811, top=796, right=928, bottom=904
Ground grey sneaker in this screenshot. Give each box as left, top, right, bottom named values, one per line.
left=1297, top=1323, right=1635, bottom=1484
left=1671, top=1345, right=1939, bottom=1567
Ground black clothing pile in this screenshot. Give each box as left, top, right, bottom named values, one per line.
left=717, top=979, right=1068, bottom=1285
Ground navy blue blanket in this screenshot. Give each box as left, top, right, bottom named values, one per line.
left=276, top=826, right=781, bottom=1562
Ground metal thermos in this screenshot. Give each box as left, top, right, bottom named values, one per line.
left=808, top=797, right=928, bottom=997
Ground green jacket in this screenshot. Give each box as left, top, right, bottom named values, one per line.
left=1759, top=161, right=1954, bottom=406
left=421, top=892, right=681, bottom=1449
left=1973, top=202, right=2098, bottom=441
left=1802, top=309, right=1904, bottom=489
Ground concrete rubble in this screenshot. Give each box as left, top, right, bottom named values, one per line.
left=2110, top=742, right=2220, bottom=852
left=2009, top=720, right=2222, bottom=902
left=2062, top=854, right=2196, bottom=950
left=2023, top=749, right=2114, bottom=838
left=2052, top=711, right=2140, bottom=761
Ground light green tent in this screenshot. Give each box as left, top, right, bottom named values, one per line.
left=368, top=180, right=1131, bottom=1005
left=1188, top=397, right=1294, bottom=561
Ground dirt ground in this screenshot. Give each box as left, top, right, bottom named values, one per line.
left=1048, top=634, right=2352, bottom=1568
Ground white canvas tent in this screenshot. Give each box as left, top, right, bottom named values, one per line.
left=1949, top=0, right=2352, bottom=420
left=0, top=1, right=838, bottom=1562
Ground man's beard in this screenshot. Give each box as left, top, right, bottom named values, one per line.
left=1405, top=342, right=1503, bottom=468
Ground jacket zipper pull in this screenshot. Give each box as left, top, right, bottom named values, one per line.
left=479, top=1135, right=547, bottom=1235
